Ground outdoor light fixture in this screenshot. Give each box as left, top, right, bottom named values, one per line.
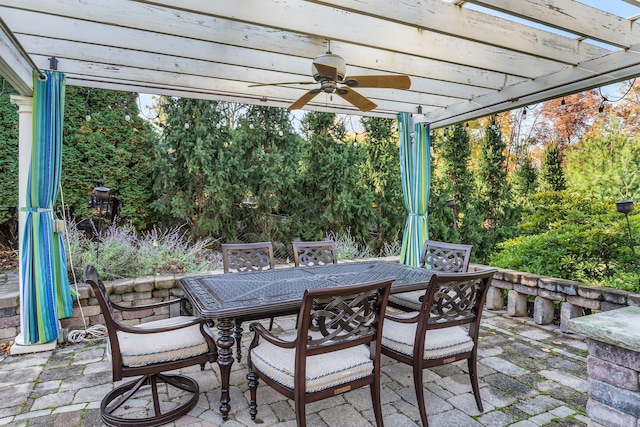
left=616, top=199, right=640, bottom=287
left=446, top=198, right=458, bottom=231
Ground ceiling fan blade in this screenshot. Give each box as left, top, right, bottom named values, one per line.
left=312, top=62, right=339, bottom=81
left=288, top=89, right=322, bottom=111
left=336, top=87, right=377, bottom=112
left=249, top=81, right=316, bottom=87
left=342, top=75, right=411, bottom=89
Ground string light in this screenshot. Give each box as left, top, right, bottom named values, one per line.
left=85, top=110, right=92, bottom=121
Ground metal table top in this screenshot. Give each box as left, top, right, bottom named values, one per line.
left=180, top=260, right=435, bottom=319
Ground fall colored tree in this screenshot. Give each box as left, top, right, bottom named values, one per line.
left=535, top=90, right=602, bottom=146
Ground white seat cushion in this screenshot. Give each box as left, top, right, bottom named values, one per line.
left=250, top=333, right=373, bottom=393
left=388, top=291, right=424, bottom=311
left=116, top=316, right=213, bottom=367
left=381, top=315, right=473, bottom=360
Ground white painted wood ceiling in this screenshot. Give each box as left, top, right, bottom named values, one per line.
left=1, top=0, right=639, bottom=128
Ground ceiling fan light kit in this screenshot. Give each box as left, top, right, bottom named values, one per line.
left=250, top=42, right=411, bottom=112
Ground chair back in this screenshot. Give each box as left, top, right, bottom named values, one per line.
left=222, top=242, right=275, bottom=273
left=296, top=278, right=392, bottom=359
left=292, top=240, right=337, bottom=267
left=419, top=269, right=496, bottom=336
left=421, top=240, right=473, bottom=272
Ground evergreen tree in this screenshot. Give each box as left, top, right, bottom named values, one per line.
left=360, top=116, right=404, bottom=254
left=0, top=77, right=18, bottom=247
left=430, top=124, right=484, bottom=249
left=62, top=88, right=157, bottom=229
left=298, top=112, right=374, bottom=243
left=231, top=105, right=302, bottom=243
left=475, top=118, right=519, bottom=261
left=152, top=97, right=237, bottom=239
left=564, top=119, right=640, bottom=201
left=540, top=142, right=566, bottom=192
left=511, top=155, right=539, bottom=202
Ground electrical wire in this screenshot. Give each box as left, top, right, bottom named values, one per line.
left=58, top=183, right=107, bottom=343
left=598, top=78, right=636, bottom=103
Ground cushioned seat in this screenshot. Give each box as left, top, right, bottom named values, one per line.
left=382, top=320, right=473, bottom=359
left=117, top=316, right=212, bottom=367
left=247, top=278, right=393, bottom=427
left=381, top=269, right=496, bottom=427
left=250, top=331, right=373, bottom=392
left=84, top=265, right=218, bottom=427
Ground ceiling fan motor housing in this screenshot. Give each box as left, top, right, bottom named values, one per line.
left=312, top=53, right=346, bottom=81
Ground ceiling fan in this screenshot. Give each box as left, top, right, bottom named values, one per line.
left=250, top=42, right=411, bottom=112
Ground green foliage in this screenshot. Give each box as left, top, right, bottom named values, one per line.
left=490, top=209, right=639, bottom=292
left=230, top=105, right=302, bottom=243
left=328, top=229, right=373, bottom=259
left=360, top=117, right=404, bottom=254
left=296, top=112, right=375, bottom=244
left=152, top=97, right=238, bottom=239
left=0, top=78, right=18, bottom=246
left=474, top=119, right=520, bottom=261
left=67, top=221, right=220, bottom=280
left=564, top=120, right=640, bottom=201
left=511, top=155, right=539, bottom=203
left=540, top=142, right=566, bottom=192
left=430, top=124, right=485, bottom=251
left=517, top=191, right=612, bottom=236
left=61, top=88, right=157, bottom=229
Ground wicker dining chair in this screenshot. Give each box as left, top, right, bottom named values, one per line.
left=388, top=240, right=473, bottom=311
left=83, top=265, right=218, bottom=427
left=381, top=269, right=496, bottom=427
left=291, top=240, right=337, bottom=267
left=221, top=242, right=276, bottom=361
left=247, top=277, right=393, bottom=427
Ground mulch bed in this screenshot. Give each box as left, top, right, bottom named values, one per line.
left=0, top=247, right=17, bottom=270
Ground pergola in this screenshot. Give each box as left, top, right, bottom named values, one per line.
left=1, top=0, right=640, bottom=353
left=1, top=0, right=640, bottom=128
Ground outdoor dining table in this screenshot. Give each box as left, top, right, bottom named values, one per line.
left=179, top=259, right=436, bottom=420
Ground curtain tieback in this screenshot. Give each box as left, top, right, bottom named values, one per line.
left=408, top=213, right=425, bottom=217
left=21, top=207, right=53, bottom=213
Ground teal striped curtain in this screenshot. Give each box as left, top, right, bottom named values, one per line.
left=20, top=70, right=73, bottom=344
left=398, top=112, right=431, bottom=267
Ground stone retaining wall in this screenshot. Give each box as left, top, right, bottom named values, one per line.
left=477, top=265, right=640, bottom=334
left=1, top=262, right=640, bottom=343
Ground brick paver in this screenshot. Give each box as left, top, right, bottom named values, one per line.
left=0, top=310, right=590, bottom=426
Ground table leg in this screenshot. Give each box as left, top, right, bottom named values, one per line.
left=216, top=317, right=235, bottom=420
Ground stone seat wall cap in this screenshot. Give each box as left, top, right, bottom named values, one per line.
left=568, top=306, right=640, bottom=352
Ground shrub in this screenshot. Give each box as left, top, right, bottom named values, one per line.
left=65, top=221, right=221, bottom=280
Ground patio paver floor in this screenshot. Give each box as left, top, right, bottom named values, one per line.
left=0, top=310, right=589, bottom=426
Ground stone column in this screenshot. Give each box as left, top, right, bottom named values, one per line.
left=568, top=307, right=640, bottom=427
